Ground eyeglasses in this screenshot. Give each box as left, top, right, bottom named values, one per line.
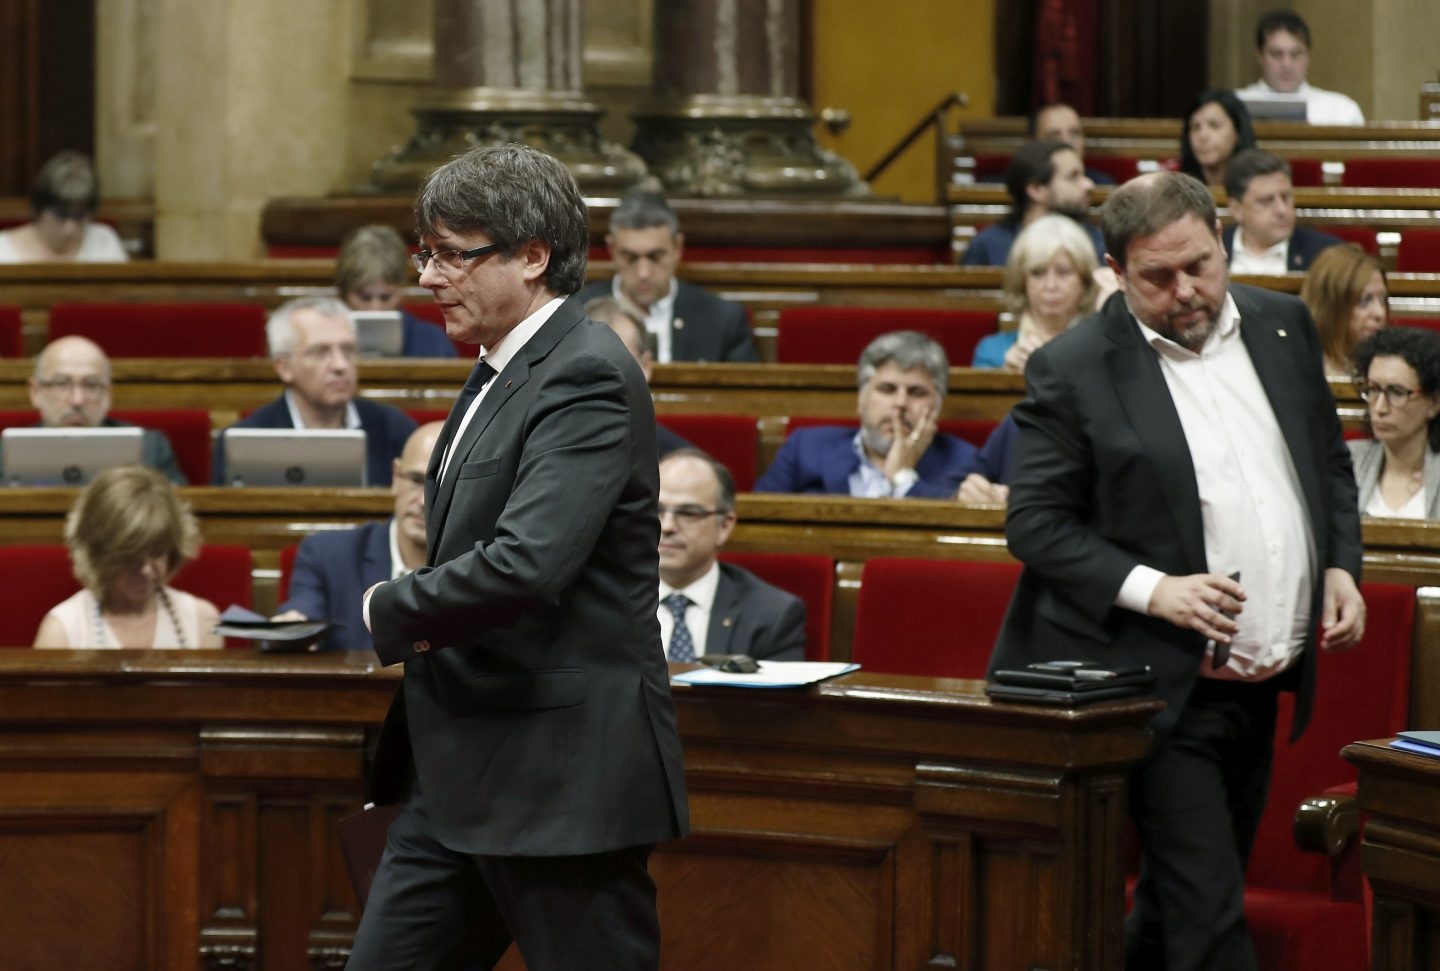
left=1358, top=383, right=1422, bottom=408
left=412, top=243, right=502, bottom=275
left=35, top=377, right=109, bottom=397
left=657, top=504, right=726, bottom=526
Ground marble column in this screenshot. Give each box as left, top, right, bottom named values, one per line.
left=633, top=0, right=867, bottom=196
left=367, top=0, right=646, bottom=192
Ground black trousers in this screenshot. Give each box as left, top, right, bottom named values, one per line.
left=1125, top=677, right=1280, bottom=971
left=346, top=796, right=660, bottom=971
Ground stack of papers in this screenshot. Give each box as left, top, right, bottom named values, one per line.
left=1390, top=731, right=1440, bottom=759
left=671, top=661, right=859, bottom=689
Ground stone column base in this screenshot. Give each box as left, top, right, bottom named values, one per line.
left=632, top=95, right=869, bottom=198
left=364, top=88, right=648, bottom=194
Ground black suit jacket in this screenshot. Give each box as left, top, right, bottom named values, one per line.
left=700, top=562, right=806, bottom=662
left=576, top=278, right=759, bottom=362
left=1223, top=224, right=1344, bottom=272
left=368, top=296, right=689, bottom=857
left=988, top=285, right=1361, bottom=740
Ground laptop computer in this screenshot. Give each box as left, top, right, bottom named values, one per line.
left=222, top=428, right=368, bottom=486
left=2, top=426, right=146, bottom=486
left=1234, top=90, right=1309, bottom=121
left=349, top=310, right=405, bottom=358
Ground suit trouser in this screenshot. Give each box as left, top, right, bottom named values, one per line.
left=346, top=795, right=660, bottom=971
left=1125, top=676, right=1280, bottom=971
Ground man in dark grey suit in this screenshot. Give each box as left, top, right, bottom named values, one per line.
left=349, top=145, right=689, bottom=970
left=14, top=335, right=185, bottom=482
left=658, top=448, right=806, bottom=662
left=988, top=171, right=1365, bottom=970
left=576, top=189, right=758, bottom=362
left=1222, top=149, right=1342, bottom=275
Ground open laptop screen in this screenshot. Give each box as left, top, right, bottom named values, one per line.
left=2, top=427, right=146, bottom=486
left=222, top=428, right=368, bottom=487
left=1234, top=91, right=1309, bottom=121
left=349, top=311, right=405, bottom=358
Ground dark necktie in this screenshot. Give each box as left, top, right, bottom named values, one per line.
left=664, top=592, right=696, bottom=662
left=438, top=359, right=497, bottom=475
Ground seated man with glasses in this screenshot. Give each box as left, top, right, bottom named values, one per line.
left=659, top=448, right=805, bottom=662
left=271, top=422, right=443, bottom=649
left=211, top=296, right=418, bottom=485
left=5, top=335, right=185, bottom=482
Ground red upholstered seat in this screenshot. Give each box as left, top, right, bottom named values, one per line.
left=774, top=307, right=997, bottom=366
left=971, top=154, right=1011, bottom=182
left=851, top=558, right=1021, bottom=678
left=1396, top=229, right=1440, bottom=273
left=1326, top=225, right=1379, bottom=257
left=405, top=409, right=452, bottom=426
left=0, top=306, right=23, bottom=356
left=109, top=409, right=212, bottom=484
left=1239, top=581, right=1414, bottom=971
left=48, top=302, right=268, bottom=358
left=784, top=415, right=998, bottom=449
left=0, top=545, right=77, bottom=647
left=1287, top=158, right=1324, bottom=188
left=1342, top=158, right=1440, bottom=189
left=1390, top=316, right=1440, bottom=338
left=171, top=545, right=253, bottom=613
left=717, top=551, right=835, bottom=661
left=278, top=544, right=299, bottom=603
left=656, top=414, right=758, bottom=491
left=1087, top=155, right=1141, bottom=184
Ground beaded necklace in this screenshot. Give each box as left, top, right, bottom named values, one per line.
left=92, top=587, right=186, bottom=648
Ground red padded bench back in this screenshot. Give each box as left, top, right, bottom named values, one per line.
left=775, top=307, right=997, bottom=366
left=48, top=302, right=268, bottom=358
left=1342, top=158, right=1440, bottom=189
left=718, top=551, right=835, bottom=661
left=108, top=409, right=212, bottom=484
left=0, top=306, right=23, bottom=356
left=1396, top=228, right=1440, bottom=273
left=656, top=414, right=758, bottom=491
left=852, top=558, right=1022, bottom=678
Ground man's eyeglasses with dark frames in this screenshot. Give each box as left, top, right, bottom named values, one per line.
left=411, top=243, right=502, bottom=275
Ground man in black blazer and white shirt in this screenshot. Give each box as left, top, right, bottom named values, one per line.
left=350, top=145, right=688, bottom=971
left=658, top=448, right=806, bottom=663
left=576, top=189, right=758, bottom=363
left=1222, top=149, right=1342, bottom=275
left=988, top=171, right=1365, bottom=971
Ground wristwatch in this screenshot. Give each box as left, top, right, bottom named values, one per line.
left=890, top=468, right=919, bottom=495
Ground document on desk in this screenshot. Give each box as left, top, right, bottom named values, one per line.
left=1391, top=731, right=1440, bottom=759
left=671, top=661, right=860, bottom=688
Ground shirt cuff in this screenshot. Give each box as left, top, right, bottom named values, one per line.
left=1116, top=565, right=1165, bottom=615
left=362, top=585, right=375, bottom=631
left=890, top=468, right=919, bottom=497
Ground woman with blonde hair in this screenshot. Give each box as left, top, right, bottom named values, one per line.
left=972, top=213, right=1101, bottom=372
left=335, top=225, right=456, bottom=357
left=34, top=465, right=221, bottom=647
left=1299, top=242, right=1388, bottom=376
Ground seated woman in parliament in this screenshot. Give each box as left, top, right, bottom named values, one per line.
left=972, top=214, right=1099, bottom=371
left=334, top=225, right=456, bottom=357
left=1349, top=327, right=1440, bottom=519
left=0, top=151, right=128, bottom=263
left=1300, top=242, right=1389, bottom=376
left=33, top=466, right=222, bottom=648
left=1178, top=89, right=1256, bottom=187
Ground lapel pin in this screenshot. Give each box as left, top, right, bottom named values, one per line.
left=1277, top=329, right=1287, bottom=337
left=722, top=617, right=732, bottom=627
left=505, top=380, right=512, bottom=388
left=673, top=317, right=685, bottom=330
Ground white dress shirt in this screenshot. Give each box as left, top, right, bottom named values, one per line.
left=1115, top=293, right=1316, bottom=681
left=1365, top=483, right=1426, bottom=519
left=611, top=276, right=677, bottom=363
left=658, top=561, right=720, bottom=658
left=1228, top=228, right=1290, bottom=276
left=386, top=519, right=415, bottom=580
left=283, top=389, right=361, bottom=430
left=1239, top=80, right=1364, bottom=125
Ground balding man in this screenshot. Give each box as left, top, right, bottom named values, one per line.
left=586, top=295, right=691, bottom=457
left=10, top=335, right=185, bottom=482
left=273, top=421, right=443, bottom=650
left=212, top=296, right=417, bottom=485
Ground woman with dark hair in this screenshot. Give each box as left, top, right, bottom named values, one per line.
left=1349, top=327, right=1440, bottom=519
left=1301, top=243, right=1388, bottom=376
left=1179, top=90, right=1257, bottom=186
left=0, top=151, right=128, bottom=262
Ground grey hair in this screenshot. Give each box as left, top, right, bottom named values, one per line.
left=414, top=144, right=589, bottom=296
left=857, top=330, right=949, bottom=398
left=1101, top=171, right=1217, bottom=270
left=266, top=296, right=354, bottom=356
left=608, top=189, right=680, bottom=236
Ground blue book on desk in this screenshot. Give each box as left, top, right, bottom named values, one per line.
left=1390, top=731, right=1440, bottom=759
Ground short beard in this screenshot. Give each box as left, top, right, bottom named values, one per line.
left=860, top=425, right=893, bottom=457
left=1155, top=312, right=1219, bottom=352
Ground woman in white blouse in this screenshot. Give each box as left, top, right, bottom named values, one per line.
left=0, top=151, right=128, bottom=263
left=1349, top=327, right=1440, bottom=520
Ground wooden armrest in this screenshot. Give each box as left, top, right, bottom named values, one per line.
left=1293, top=792, right=1358, bottom=856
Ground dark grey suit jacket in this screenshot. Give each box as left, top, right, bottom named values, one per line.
left=701, top=562, right=806, bottom=662
left=576, top=279, right=759, bottom=362
left=988, top=285, right=1361, bottom=740
left=368, top=296, right=689, bottom=857
left=1223, top=224, right=1344, bottom=272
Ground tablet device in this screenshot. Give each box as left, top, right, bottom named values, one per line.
left=349, top=310, right=404, bottom=358
left=2, top=426, right=145, bottom=486
left=222, top=428, right=367, bottom=486
left=984, top=682, right=1150, bottom=706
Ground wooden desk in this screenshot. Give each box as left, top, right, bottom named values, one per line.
left=0, top=650, right=1160, bottom=971
left=1343, top=739, right=1440, bottom=971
